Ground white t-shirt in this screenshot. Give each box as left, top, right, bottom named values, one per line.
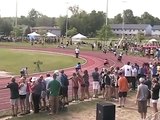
left=131, top=68, right=137, bottom=77
left=121, top=65, right=132, bottom=76
left=19, top=83, right=27, bottom=95
left=45, top=77, right=53, bottom=89
left=75, top=48, right=79, bottom=54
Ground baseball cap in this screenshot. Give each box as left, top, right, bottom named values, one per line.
left=54, top=70, right=59, bottom=76
left=139, top=77, right=145, bottom=83
left=31, top=77, right=37, bottom=82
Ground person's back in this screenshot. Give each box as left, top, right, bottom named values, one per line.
left=61, top=74, right=69, bottom=87
left=92, top=71, right=99, bottom=82
left=45, top=76, right=52, bottom=90
left=122, top=65, right=132, bottom=77
left=7, top=82, right=19, bottom=99
left=118, top=76, right=129, bottom=92
left=137, top=84, right=148, bottom=101
left=49, top=79, right=61, bottom=96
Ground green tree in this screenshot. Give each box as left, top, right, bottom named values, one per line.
left=97, top=24, right=113, bottom=41
left=28, top=9, right=41, bottom=27
left=69, top=5, right=81, bottom=15
left=123, top=9, right=136, bottom=24
left=141, top=12, right=155, bottom=25
left=67, top=27, right=78, bottom=37
left=18, top=16, right=29, bottom=25
left=113, top=13, right=123, bottom=24
left=0, top=19, right=13, bottom=36
left=36, top=15, right=56, bottom=26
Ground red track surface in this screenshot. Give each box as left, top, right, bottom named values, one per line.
left=0, top=46, right=149, bottom=111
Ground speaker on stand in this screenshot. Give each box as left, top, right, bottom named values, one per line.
left=96, top=102, right=115, bottom=120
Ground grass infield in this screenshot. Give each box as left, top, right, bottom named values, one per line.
left=0, top=48, right=84, bottom=75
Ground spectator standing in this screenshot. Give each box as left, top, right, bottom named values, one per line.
left=60, top=70, right=69, bottom=104
left=131, top=65, right=138, bottom=90
left=143, top=77, right=152, bottom=107
left=40, top=76, right=47, bottom=111
left=19, top=77, right=27, bottom=115
left=136, top=78, right=148, bottom=120
left=151, top=78, right=160, bottom=115
left=31, top=76, right=43, bottom=113
left=92, top=67, right=100, bottom=98
left=77, top=72, right=85, bottom=101
left=83, top=70, right=90, bottom=99
left=6, top=77, right=19, bottom=117
left=45, top=73, right=53, bottom=107
left=117, top=72, right=129, bottom=108
left=71, top=73, right=79, bottom=101
left=48, top=73, right=61, bottom=115
left=121, top=62, right=132, bottom=88
left=104, top=71, right=111, bottom=100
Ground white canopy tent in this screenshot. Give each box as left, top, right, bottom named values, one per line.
left=46, top=32, right=56, bottom=37
left=28, top=32, right=40, bottom=41
left=72, top=33, right=87, bottom=41
left=148, top=39, right=157, bottom=43
left=28, top=32, right=40, bottom=37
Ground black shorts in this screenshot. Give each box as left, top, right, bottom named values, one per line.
left=19, top=95, right=26, bottom=100
left=126, top=76, right=132, bottom=83
left=118, top=92, right=127, bottom=98
left=62, top=87, right=68, bottom=97
left=100, top=83, right=105, bottom=90
left=147, top=90, right=151, bottom=99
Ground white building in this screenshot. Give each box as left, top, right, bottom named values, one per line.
left=31, top=26, right=61, bottom=36
left=152, top=25, right=160, bottom=37
left=110, top=24, right=152, bottom=36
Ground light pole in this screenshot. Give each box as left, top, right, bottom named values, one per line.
left=15, top=0, right=18, bottom=38
left=105, top=0, right=109, bottom=45
left=106, top=0, right=108, bottom=26
left=118, top=1, right=126, bottom=47
left=122, top=1, right=126, bottom=40
left=65, top=2, right=69, bottom=42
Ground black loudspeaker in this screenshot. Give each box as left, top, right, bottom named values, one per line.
left=96, top=102, right=115, bottom=120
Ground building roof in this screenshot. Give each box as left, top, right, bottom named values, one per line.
left=32, top=26, right=60, bottom=30
left=110, top=24, right=151, bottom=30
left=152, top=25, right=160, bottom=30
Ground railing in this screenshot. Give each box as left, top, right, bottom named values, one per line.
left=146, top=112, right=160, bottom=120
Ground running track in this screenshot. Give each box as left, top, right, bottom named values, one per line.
left=0, top=46, right=149, bottom=111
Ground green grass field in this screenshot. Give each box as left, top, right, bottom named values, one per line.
left=0, top=48, right=84, bottom=75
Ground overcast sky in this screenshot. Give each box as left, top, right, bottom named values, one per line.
left=0, top=0, right=159, bottom=18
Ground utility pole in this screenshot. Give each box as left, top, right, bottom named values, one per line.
left=105, top=0, right=109, bottom=45
left=122, top=1, right=126, bottom=40
left=0, top=9, right=1, bottom=18
left=15, top=0, right=18, bottom=38
left=65, top=2, right=69, bottom=42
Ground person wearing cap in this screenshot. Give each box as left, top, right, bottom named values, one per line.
left=48, top=73, right=61, bottom=115
left=136, top=77, right=148, bottom=120
left=6, top=77, right=19, bottom=117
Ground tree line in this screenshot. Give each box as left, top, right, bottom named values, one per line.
left=0, top=6, right=160, bottom=37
